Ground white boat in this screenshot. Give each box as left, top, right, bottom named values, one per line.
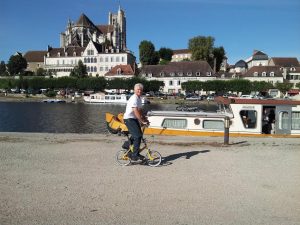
left=143, top=97, right=300, bottom=137
left=43, top=99, right=66, bottom=103
left=84, top=93, right=129, bottom=104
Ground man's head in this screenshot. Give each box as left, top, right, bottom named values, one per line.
left=134, top=83, right=143, bottom=97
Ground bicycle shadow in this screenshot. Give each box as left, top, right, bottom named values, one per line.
left=161, top=150, right=210, bottom=166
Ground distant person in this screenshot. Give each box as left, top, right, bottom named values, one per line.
left=268, top=109, right=275, bottom=134
left=123, top=83, right=149, bottom=161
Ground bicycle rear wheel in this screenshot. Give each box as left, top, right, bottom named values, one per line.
left=116, top=150, right=131, bottom=166
left=145, top=150, right=162, bottom=167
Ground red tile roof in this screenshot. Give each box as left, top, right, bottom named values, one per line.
left=105, top=65, right=135, bottom=76
left=47, top=47, right=85, bottom=57
left=270, top=57, right=299, bottom=67
left=97, top=25, right=114, bottom=34
left=244, top=66, right=283, bottom=77
left=172, top=49, right=191, bottom=55
left=24, top=51, right=47, bottom=62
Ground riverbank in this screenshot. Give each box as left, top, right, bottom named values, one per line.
left=1, top=132, right=299, bottom=225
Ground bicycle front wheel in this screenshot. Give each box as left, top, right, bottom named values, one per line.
left=145, top=150, right=162, bottom=167
left=116, top=150, right=131, bottom=166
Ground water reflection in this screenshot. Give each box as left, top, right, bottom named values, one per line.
left=0, top=102, right=217, bottom=133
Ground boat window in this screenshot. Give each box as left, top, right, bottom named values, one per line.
left=240, top=110, right=257, bottom=128
left=116, top=96, right=121, bottom=100
left=203, top=120, right=223, bottom=130
left=105, top=96, right=110, bottom=100
left=111, top=96, right=115, bottom=100
left=162, top=119, right=187, bottom=129
left=292, top=112, right=300, bottom=130
left=279, top=111, right=289, bottom=130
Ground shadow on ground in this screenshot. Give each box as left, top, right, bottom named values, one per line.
left=161, top=150, right=210, bottom=166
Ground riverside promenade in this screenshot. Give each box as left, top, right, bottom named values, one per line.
left=1, top=132, right=300, bottom=225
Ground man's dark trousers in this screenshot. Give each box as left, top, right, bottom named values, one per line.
left=124, top=118, right=142, bottom=158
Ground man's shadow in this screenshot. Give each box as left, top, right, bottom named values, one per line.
left=161, top=150, right=210, bottom=166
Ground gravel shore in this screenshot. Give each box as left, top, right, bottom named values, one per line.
left=1, top=133, right=300, bottom=225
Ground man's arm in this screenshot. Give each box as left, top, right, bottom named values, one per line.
left=132, top=107, right=147, bottom=124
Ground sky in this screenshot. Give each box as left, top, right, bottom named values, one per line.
left=1, top=0, right=300, bottom=65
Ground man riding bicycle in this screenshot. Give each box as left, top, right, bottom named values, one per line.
left=123, top=83, right=149, bottom=161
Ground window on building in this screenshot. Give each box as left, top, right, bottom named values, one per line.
left=94, top=67, right=97, bottom=72
left=91, top=67, right=94, bottom=72
left=169, top=80, right=173, bottom=86
left=121, top=57, right=125, bottom=62
left=279, top=111, right=289, bottom=130
left=206, top=72, right=211, bottom=76
left=105, top=66, right=108, bottom=71
left=178, top=72, right=183, bottom=76
left=105, top=57, right=108, bottom=62
left=162, top=119, right=187, bottom=129
left=178, top=80, right=181, bottom=85
left=160, top=72, right=165, bottom=77
left=148, top=73, right=152, bottom=78
left=240, top=110, right=257, bottom=129
left=116, top=56, right=120, bottom=62
left=111, top=57, right=114, bottom=62
left=262, top=72, right=267, bottom=77
left=99, top=57, right=103, bottom=62
left=94, top=58, right=97, bottom=63
left=253, top=72, right=258, bottom=76
left=196, top=72, right=201, bottom=76
left=187, top=72, right=192, bottom=76
left=57, top=60, right=59, bottom=65
left=170, top=72, right=175, bottom=76
left=270, top=72, right=275, bottom=77
left=87, top=66, right=90, bottom=72
left=290, top=67, right=296, bottom=71
left=100, top=67, right=103, bottom=71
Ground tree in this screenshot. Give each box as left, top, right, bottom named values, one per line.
left=36, top=68, right=46, bottom=76
left=296, top=82, right=300, bottom=89
left=139, top=40, right=159, bottom=65
left=275, top=82, right=293, bottom=96
left=158, top=47, right=173, bottom=61
left=7, top=54, right=27, bottom=76
left=212, top=47, right=226, bottom=72
left=0, top=61, right=7, bottom=76
left=188, top=36, right=215, bottom=61
left=70, top=60, right=87, bottom=77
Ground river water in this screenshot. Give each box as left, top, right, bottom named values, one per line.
left=0, top=102, right=217, bottom=133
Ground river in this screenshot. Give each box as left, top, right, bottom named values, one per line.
left=0, top=102, right=217, bottom=133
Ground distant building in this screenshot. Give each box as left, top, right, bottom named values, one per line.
left=104, top=64, right=136, bottom=79
left=139, top=61, right=214, bottom=94
left=171, top=49, right=192, bottom=62
left=245, top=50, right=269, bottom=69
left=232, top=60, right=248, bottom=74
left=242, top=66, right=284, bottom=84
left=45, top=40, right=135, bottom=77
left=286, top=66, right=300, bottom=88
left=23, top=51, right=47, bottom=73
left=44, top=6, right=135, bottom=77
left=60, top=6, right=126, bottom=51
left=268, top=57, right=299, bottom=68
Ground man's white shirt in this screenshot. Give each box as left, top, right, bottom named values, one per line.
left=124, top=94, right=142, bottom=119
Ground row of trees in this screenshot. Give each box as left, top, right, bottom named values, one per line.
left=138, top=35, right=226, bottom=72
left=181, top=80, right=298, bottom=96
left=0, top=77, right=164, bottom=93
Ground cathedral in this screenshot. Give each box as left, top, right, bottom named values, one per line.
left=60, top=6, right=127, bottom=51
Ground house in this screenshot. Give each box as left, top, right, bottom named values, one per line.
left=268, top=57, right=299, bottom=68
left=286, top=66, right=300, bottom=88
left=242, top=66, right=284, bottom=85
left=245, top=50, right=269, bottom=69
left=44, top=40, right=135, bottom=77
left=104, top=64, right=136, bottom=79
left=139, top=61, right=215, bottom=94
left=232, top=60, right=248, bottom=74
left=171, top=49, right=192, bottom=62
left=23, top=51, right=47, bottom=73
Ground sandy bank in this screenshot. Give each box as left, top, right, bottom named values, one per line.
left=1, top=133, right=299, bottom=225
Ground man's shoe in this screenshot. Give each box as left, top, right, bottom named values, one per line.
left=137, top=154, right=145, bottom=160
left=130, top=155, right=139, bottom=161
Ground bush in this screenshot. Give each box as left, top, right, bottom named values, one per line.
left=44, top=90, right=57, bottom=97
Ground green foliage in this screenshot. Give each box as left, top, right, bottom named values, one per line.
left=36, top=68, right=46, bottom=76
left=0, top=61, right=6, bottom=76
left=159, top=59, right=169, bottom=65
left=251, top=81, right=274, bottom=92
left=158, top=47, right=173, bottom=61
left=275, top=82, right=293, bottom=95
left=296, top=82, right=300, bottom=89
left=7, top=54, right=27, bottom=76
left=70, top=60, right=87, bottom=77
left=212, top=47, right=226, bottom=72
left=44, top=90, right=57, bottom=97
left=139, top=40, right=159, bottom=65
left=188, top=36, right=215, bottom=61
